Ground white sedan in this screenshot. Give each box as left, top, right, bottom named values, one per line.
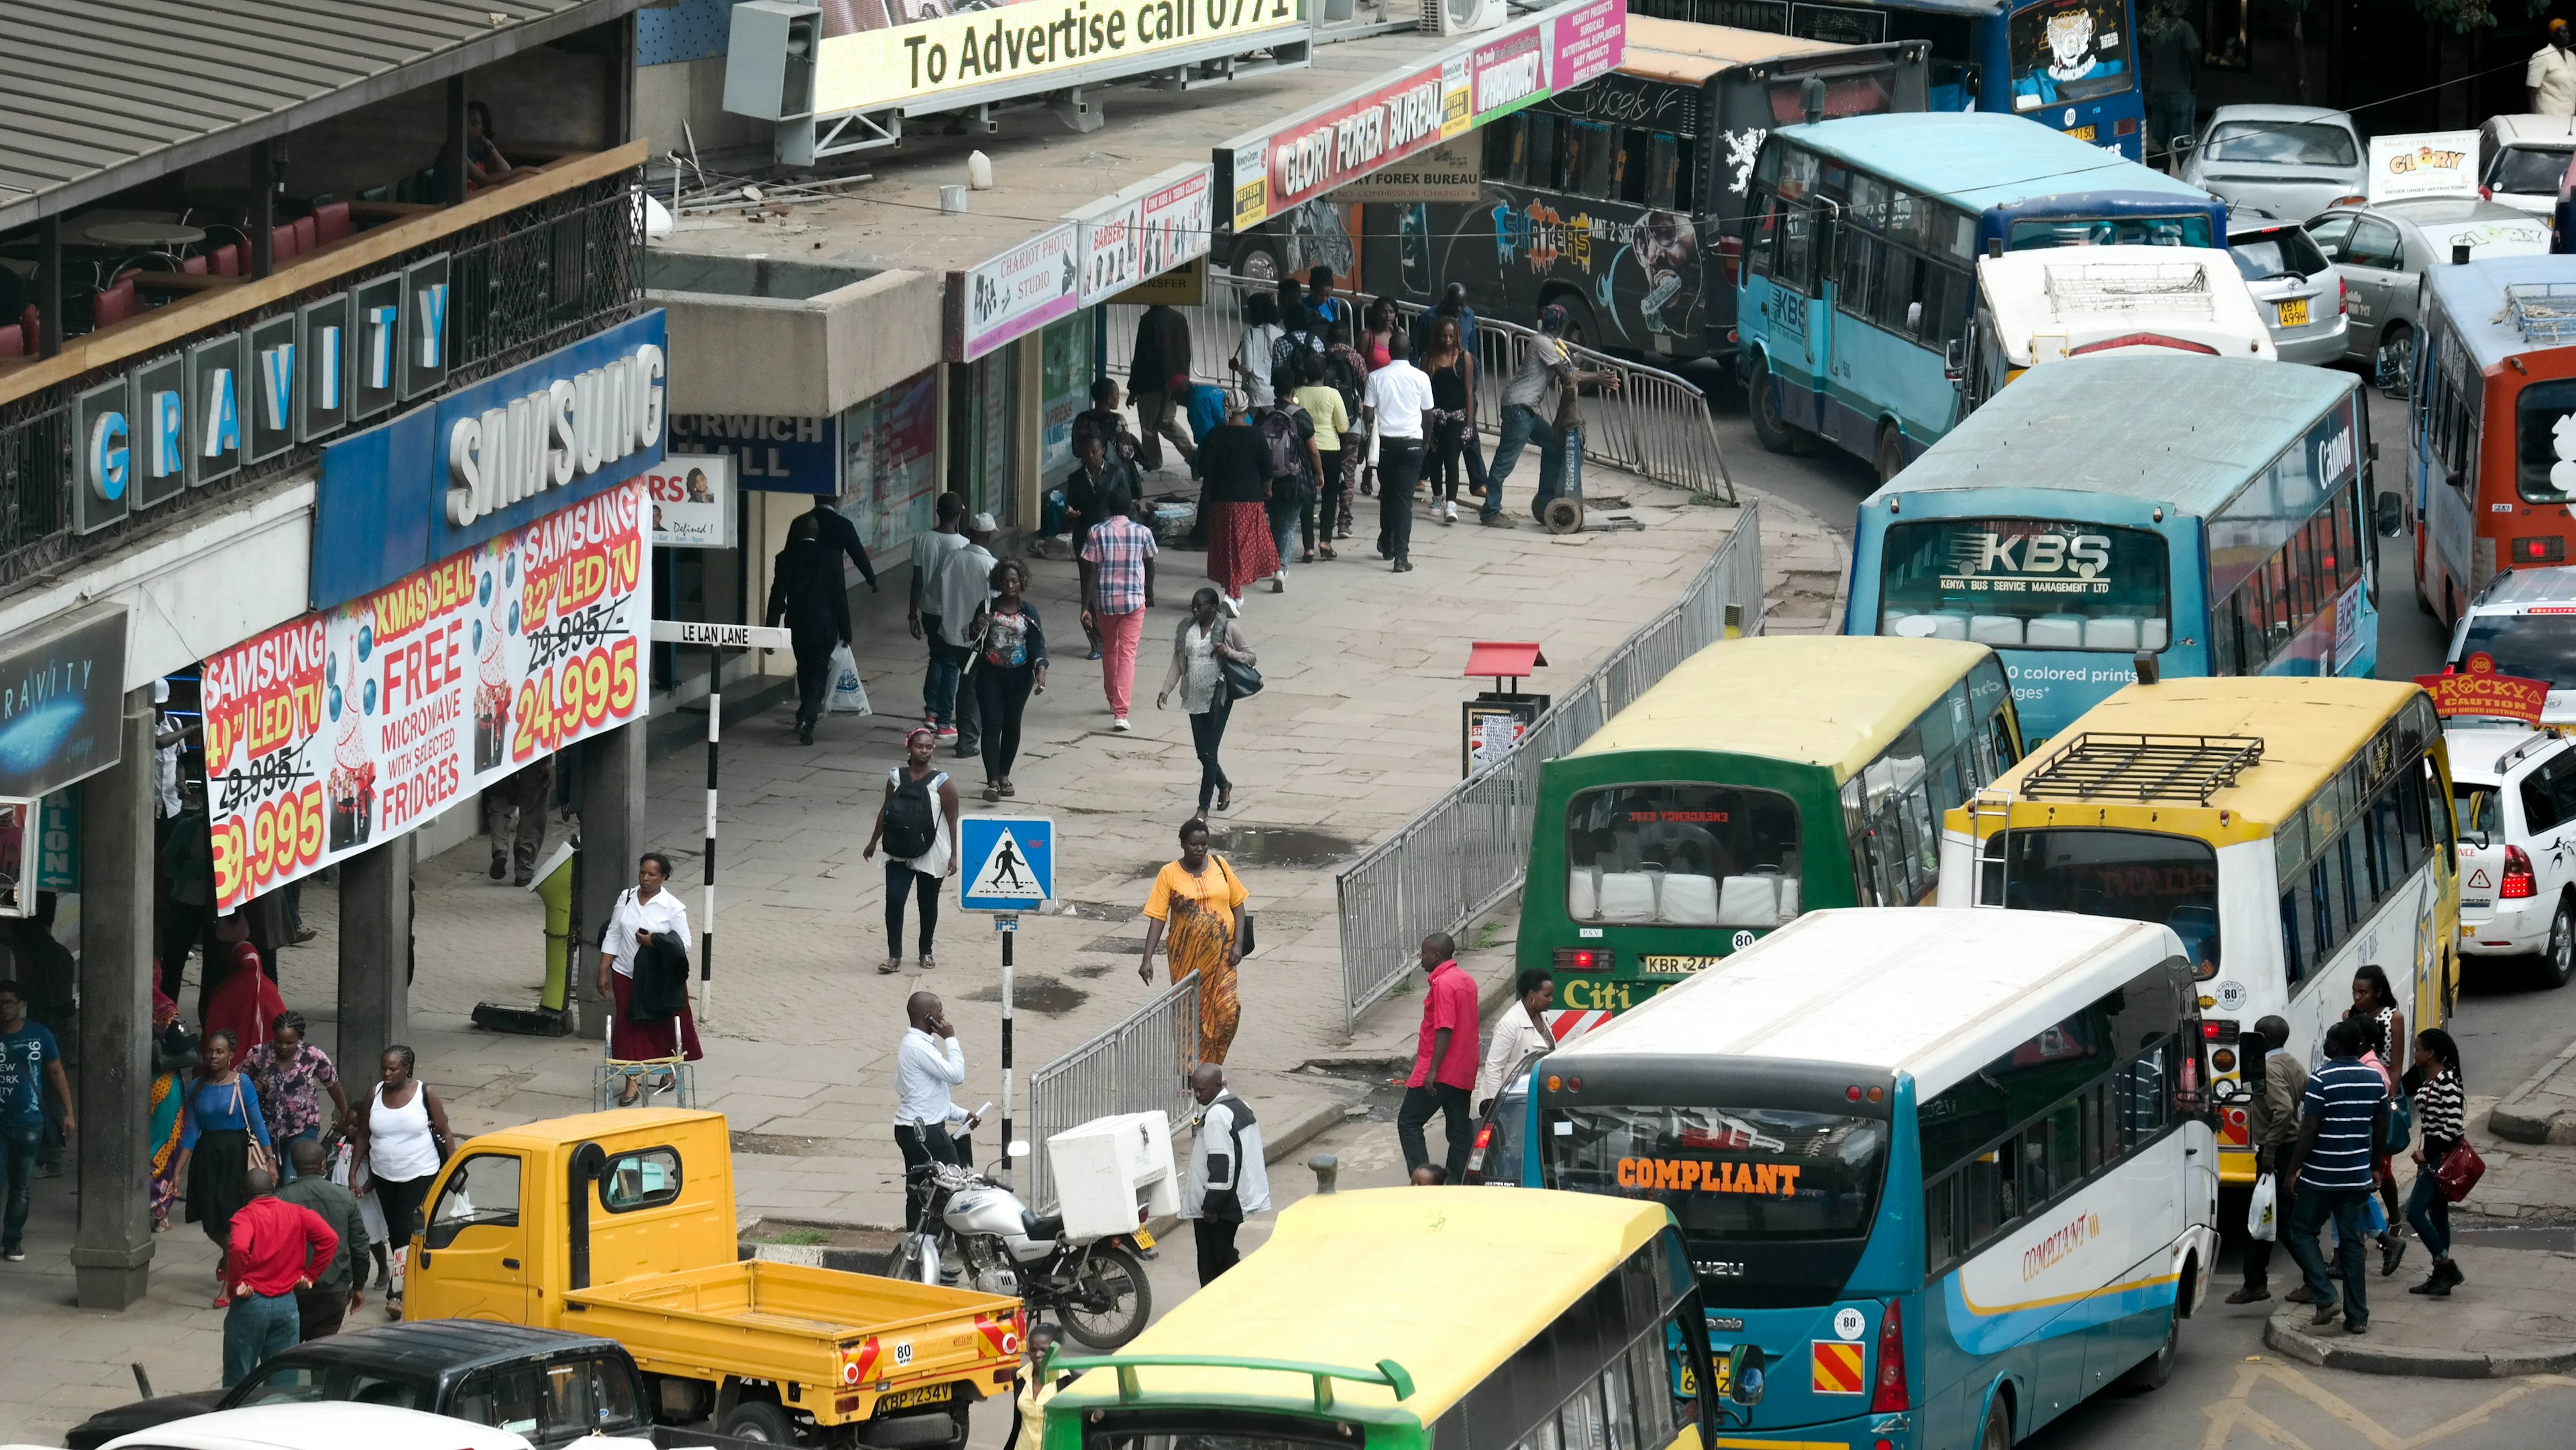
left=2180, top=105, right=2366, bottom=222
left=97, top=1404, right=535, bottom=1450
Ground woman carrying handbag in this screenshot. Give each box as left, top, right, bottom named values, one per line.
left=2406, top=1028, right=2472, bottom=1298
left=170, top=1028, right=275, bottom=1299
left=1159, top=589, right=1258, bottom=816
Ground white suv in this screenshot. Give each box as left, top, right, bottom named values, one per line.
left=2445, top=564, right=2576, bottom=727
left=2447, top=722, right=2576, bottom=987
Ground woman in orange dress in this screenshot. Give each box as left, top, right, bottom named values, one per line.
left=1136, top=818, right=1250, bottom=1064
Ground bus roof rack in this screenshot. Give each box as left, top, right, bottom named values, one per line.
left=2019, top=731, right=2264, bottom=805
left=2042, top=262, right=2214, bottom=318
left=1048, top=1354, right=1417, bottom=1412
left=2505, top=282, right=2576, bottom=345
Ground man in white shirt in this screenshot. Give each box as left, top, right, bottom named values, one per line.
left=1475, top=969, right=1557, bottom=1112
left=910, top=493, right=969, bottom=741
left=895, top=991, right=980, bottom=1231
left=1184, top=1064, right=1269, bottom=1284
left=1361, top=333, right=1437, bottom=573
left=2534, top=20, right=2576, bottom=117
left=931, top=514, right=1000, bottom=757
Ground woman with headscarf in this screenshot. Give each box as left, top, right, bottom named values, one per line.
left=202, top=914, right=284, bottom=1059
left=767, top=512, right=854, bottom=747
left=1135, top=817, right=1250, bottom=1064
left=146, top=989, right=197, bottom=1231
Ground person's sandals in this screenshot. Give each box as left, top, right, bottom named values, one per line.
left=386, top=1297, right=403, bottom=1320
left=615, top=1073, right=642, bottom=1106
left=983, top=783, right=1003, bottom=801
left=919, top=954, right=936, bottom=971
left=999, top=780, right=1017, bottom=797
left=879, top=957, right=902, bottom=975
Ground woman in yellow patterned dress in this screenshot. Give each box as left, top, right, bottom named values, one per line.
left=1136, top=818, right=1250, bottom=1064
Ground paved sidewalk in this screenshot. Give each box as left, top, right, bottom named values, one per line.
left=2263, top=1243, right=2576, bottom=1377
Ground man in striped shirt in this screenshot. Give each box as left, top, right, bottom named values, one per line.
left=2285, top=1019, right=2391, bottom=1333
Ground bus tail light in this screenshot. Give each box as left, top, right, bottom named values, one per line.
left=2514, top=535, right=2568, bottom=564
left=1719, top=236, right=1744, bottom=288
left=2503, top=846, right=2538, bottom=900
left=1466, top=1123, right=1492, bottom=1176
left=1554, top=947, right=1616, bottom=972
left=1870, top=1298, right=1908, bottom=1412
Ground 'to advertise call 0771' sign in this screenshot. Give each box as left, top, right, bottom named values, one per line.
left=200, top=480, right=654, bottom=909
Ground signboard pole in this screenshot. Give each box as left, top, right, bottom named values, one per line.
left=957, top=813, right=1056, bottom=1189
left=998, top=913, right=1018, bottom=1190
left=648, top=619, right=795, bottom=1021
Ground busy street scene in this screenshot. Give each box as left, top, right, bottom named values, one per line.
left=13, top=0, right=2576, bottom=1447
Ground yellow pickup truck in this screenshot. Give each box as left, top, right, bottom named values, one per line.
left=403, top=1108, right=1024, bottom=1447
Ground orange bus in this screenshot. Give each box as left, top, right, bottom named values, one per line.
left=2412, top=257, right=2576, bottom=625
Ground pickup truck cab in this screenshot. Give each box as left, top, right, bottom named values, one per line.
left=406, top=1108, right=1023, bottom=1447
left=2445, top=721, right=2576, bottom=987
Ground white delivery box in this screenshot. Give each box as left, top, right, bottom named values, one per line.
left=1046, top=1110, right=1179, bottom=1239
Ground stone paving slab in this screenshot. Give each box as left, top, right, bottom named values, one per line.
left=2263, top=1245, right=2576, bottom=1377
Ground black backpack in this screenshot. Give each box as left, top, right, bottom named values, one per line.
left=1256, top=405, right=1305, bottom=480
left=883, top=770, right=939, bottom=859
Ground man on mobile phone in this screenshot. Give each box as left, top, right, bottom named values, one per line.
left=895, top=992, right=983, bottom=1231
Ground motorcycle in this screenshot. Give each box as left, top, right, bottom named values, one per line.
left=887, top=1160, right=1155, bottom=1350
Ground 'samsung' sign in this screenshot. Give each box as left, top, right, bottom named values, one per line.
left=70, top=255, right=453, bottom=535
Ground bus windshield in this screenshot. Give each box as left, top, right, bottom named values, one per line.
left=2007, top=214, right=2212, bottom=249
left=2006, top=0, right=2135, bottom=107
left=1877, top=519, right=2171, bottom=652
left=2516, top=378, right=2576, bottom=502
left=1567, top=784, right=1803, bottom=927
left=1980, top=829, right=2221, bottom=975
left=2459, top=613, right=2576, bottom=684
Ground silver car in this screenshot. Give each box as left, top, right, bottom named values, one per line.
left=2304, top=198, right=2553, bottom=386
left=2179, top=104, right=2366, bottom=223
left=2224, top=211, right=2346, bottom=364
left=2479, top=113, right=2576, bottom=217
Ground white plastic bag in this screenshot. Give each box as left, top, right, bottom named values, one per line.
left=2247, top=1172, right=2278, bottom=1243
left=826, top=643, right=871, bottom=715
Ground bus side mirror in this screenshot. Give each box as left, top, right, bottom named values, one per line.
left=1943, top=338, right=1968, bottom=382
left=2374, top=493, right=2404, bottom=537
left=1726, top=1345, right=1766, bottom=1406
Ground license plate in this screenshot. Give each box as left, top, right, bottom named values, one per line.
left=2065, top=124, right=2097, bottom=141
left=877, top=1384, right=953, bottom=1411
left=1640, top=955, right=1725, bottom=975
left=2277, top=297, right=2310, bottom=327
left=1132, top=1227, right=1155, bottom=1250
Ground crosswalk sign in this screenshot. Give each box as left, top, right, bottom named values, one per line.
left=959, top=815, right=1055, bottom=912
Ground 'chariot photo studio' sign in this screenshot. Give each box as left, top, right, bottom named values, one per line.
left=199, top=481, right=652, bottom=909
left=949, top=223, right=1081, bottom=362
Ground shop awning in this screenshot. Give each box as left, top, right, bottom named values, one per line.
left=0, top=0, right=649, bottom=232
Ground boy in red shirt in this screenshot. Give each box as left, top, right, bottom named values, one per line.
left=221, top=1168, right=339, bottom=1386
left=1397, top=932, right=1482, bottom=1182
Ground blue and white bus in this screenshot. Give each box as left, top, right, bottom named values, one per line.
left=1487, top=907, right=2216, bottom=1450
left=1843, top=354, right=2381, bottom=747
left=1631, top=0, right=2147, bottom=153
left=1735, top=113, right=2226, bottom=480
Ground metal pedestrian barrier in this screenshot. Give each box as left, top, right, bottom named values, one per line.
left=1024, top=969, right=1201, bottom=1211
left=1331, top=502, right=1770, bottom=1031
left=1105, top=272, right=1736, bottom=504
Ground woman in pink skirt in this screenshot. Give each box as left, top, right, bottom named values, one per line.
left=1197, top=391, right=1281, bottom=614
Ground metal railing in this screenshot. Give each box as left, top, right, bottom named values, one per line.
left=1025, top=970, right=1202, bottom=1211
left=0, top=174, right=644, bottom=594
left=1106, top=272, right=1736, bottom=503
left=1332, top=500, right=1769, bottom=1030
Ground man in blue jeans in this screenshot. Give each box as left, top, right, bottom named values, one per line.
left=0, top=979, right=74, bottom=1262
left=1481, top=305, right=1619, bottom=526
left=2283, top=1018, right=2390, bottom=1333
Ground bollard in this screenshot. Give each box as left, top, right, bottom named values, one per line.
left=1309, top=1153, right=1339, bottom=1194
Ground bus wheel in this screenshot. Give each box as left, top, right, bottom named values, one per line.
left=1748, top=356, right=1810, bottom=456
left=1980, top=1391, right=2014, bottom=1449
left=2116, top=1306, right=2179, bottom=1392
left=1874, top=423, right=1907, bottom=483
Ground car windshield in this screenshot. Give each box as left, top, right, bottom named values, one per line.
left=1980, top=829, right=2221, bottom=976
left=2229, top=226, right=2330, bottom=280
left=2489, top=146, right=2572, bottom=195
left=2202, top=120, right=2358, bottom=166
left=2459, top=614, right=2576, bottom=684
left=228, top=1363, right=427, bottom=1410
left=1877, top=519, right=2172, bottom=652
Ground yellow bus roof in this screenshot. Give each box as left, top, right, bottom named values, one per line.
left=1617, top=16, right=1854, bottom=84
left=1570, top=635, right=1996, bottom=784
left=1063, top=1188, right=1668, bottom=1418
left=1979, top=676, right=2427, bottom=831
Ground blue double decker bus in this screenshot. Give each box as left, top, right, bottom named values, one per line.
left=1632, top=0, right=2148, bottom=154
left=1735, top=113, right=2223, bottom=480
left=1841, top=355, right=2381, bottom=747
left=1477, top=908, right=2216, bottom=1450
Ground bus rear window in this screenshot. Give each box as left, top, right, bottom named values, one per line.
left=1566, top=785, right=1802, bottom=928
left=2516, top=378, right=2576, bottom=501
left=1545, top=1104, right=1888, bottom=1242
left=1979, top=829, right=2220, bottom=976
left=2008, top=215, right=2212, bottom=249
left=1876, top=519, right=2171, bottom=652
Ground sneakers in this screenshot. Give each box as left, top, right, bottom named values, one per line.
left=2309, top=1302, right=2341, bottom=1327
left=1440, top=501, right=1458, bottom=524
left=1481, top=513, right=1513, bottom=528
left=1112, top=717, right=1131, bottom=732
left=1271, top=573, right=1286, bottom=594
left=2222, top=1284, right=2271, bottom=1305
left=489, top=852, right=508, bottom=881
left=1, top=1247, right=23, bottom=1262
left=1220, top=594, right=1242, bottom=618
left=935, top=725, right=958, bottom=741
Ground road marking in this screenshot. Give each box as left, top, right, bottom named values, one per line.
left=2198, top=1361, right=2576, bottom=1449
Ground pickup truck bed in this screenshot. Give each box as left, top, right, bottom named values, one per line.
left=567, top=1260, right=1023, bottom=1428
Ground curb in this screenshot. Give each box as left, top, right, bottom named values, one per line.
left=2487, top=1034, right=2576, bottom=1145
left=2263, top=1304, right=2576, bottom=1378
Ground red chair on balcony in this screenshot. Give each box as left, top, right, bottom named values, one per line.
left=313, top=201, right=351, bottom=245
left=181, top=253, right=208, bottom=275
left=93, top=276, right=140, bottom=328
left=210, top=243, right=242, bottom=276
left=291, top=215, right=317, bottom=256
left=269, top=223, right=301, bottom=264
left=0, top=324, right=23, bottom=358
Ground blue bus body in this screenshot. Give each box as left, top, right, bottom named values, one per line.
left=1841, top=356, right=2375, bottom=746
left=1735, top=114, right=2226, bottom=477
left=1631, top=0, right=2147, bottom=157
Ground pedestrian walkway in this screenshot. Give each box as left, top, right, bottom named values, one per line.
left=2263, top=1242, right=2576, bottom=1376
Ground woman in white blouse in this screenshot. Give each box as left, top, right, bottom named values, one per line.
left=1476, top=969, right=1556, bottom=1112
left=597, top=852, right=702, bottom=1100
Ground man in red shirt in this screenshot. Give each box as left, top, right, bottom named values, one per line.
left=1397, top=933, right=1482, bottom=1182
left=221, top=1168, right=339, bottom=1387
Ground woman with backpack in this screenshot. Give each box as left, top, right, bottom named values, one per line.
left=865, top=726, right=963, bottom=974
left=1259, top=386, right=1317, bottom=592
left=1196, top=391, right=1280, bottom=615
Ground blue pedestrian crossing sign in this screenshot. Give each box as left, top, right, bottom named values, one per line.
left=959, top=815, right=1055, bottom=913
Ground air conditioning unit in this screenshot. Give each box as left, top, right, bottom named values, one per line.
left=1421, top=0, right=1505, bottom=37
